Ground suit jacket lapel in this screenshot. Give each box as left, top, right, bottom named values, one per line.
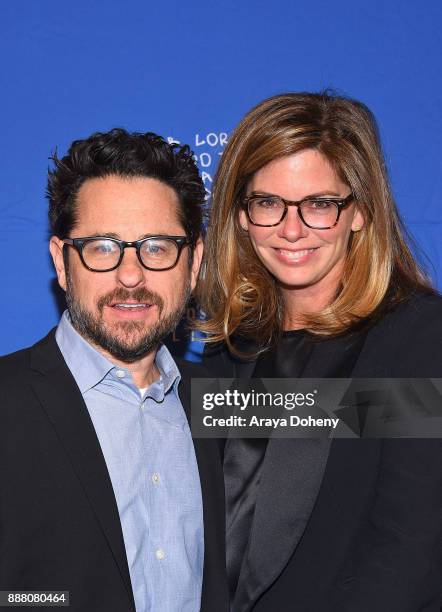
left=176, top=359, right=230, bottom=612
left=233, top=339, right=334, bottom=611
left=29, top=331, right=135, bottom=610
left=234, top=438, right=331, bottom=611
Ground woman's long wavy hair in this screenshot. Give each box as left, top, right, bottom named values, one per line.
left=197, top=92, right=433, bottom=356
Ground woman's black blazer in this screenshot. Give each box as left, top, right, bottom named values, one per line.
left=203, top=292, right=442, bottom=612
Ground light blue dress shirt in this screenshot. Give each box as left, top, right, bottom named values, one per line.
left=56, top=311, right=204, bottom=612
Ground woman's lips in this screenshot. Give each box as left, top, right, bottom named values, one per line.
left=273, top=247, right=319, bottom=264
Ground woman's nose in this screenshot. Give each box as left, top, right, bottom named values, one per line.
left=277, top=207, right=308, bottom=241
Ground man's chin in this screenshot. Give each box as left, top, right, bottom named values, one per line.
left=69, top=310, right=181, bottom=363
left=88, top=329, right=163, bottom=363
left=104, top=318, right=154, bottom=334
left=66, top=282, right=190, bottom=364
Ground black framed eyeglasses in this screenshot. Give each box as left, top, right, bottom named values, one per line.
left=62, top=235, right=190, bottom=272
left=243, top=193, right=354, bottom=229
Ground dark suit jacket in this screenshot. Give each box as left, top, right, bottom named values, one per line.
left=0, top=330, right=229, bottom=612
left=204, top=292, right=442, bottom=612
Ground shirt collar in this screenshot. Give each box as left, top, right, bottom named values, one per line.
left=55, top=311, right=115, bottom=394
left=154, top=343, right=181, bottom=396
left=55, top=310, right=181, bottom=396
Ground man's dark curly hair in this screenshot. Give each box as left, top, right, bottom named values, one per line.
left=47, top=128, right=205, bottom=248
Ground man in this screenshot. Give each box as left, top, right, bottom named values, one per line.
left=0, top=129, right=228, bottom=612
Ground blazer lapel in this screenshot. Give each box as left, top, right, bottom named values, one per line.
left=177, top=360, right=230, bottom=612
left=233, top=438, right=331, bottom=611
left=233, top=339, right=336, bottom=611
left=29, top=331, right=135, bottom=611
left=232, top=331, right=369, bottom=610
left=235, top=358, right=257, bottom=378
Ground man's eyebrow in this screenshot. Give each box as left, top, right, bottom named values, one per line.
left=86, top=232, right=171, bottom=240
left=91, top=232, right=120, bottom=239
left=250, top=190, right=343, bottom=199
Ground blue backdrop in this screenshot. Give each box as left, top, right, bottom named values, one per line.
left=1, top=0, right=441, bottom=356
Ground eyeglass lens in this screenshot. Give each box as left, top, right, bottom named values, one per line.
left=248, top=197, right=340, bottom=228
left=81, top=238, right=180, bottom=270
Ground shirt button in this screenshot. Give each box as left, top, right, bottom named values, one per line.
left=115, top=369, right=126, bottom=378
left=152, top=473, right=161, bottom=484
left=155, top=548, right=165, bottom=560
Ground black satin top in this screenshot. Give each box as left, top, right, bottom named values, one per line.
left=224, top=329, right=363, bottom=601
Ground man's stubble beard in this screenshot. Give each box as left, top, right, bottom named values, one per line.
left=65, top=273, right=191, bottom=363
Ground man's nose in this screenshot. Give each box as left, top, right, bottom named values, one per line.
left=277, top=207, right=308, bottom=241
left=115, top=246, right=145, bottom=287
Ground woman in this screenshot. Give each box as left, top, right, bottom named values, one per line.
left=198, top=92, right=442, bottom=612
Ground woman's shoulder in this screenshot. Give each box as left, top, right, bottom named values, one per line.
left=378, top=290, right=442, bottom=333
left=358, top=290, right=442, bottom=376
left=202, top=340, right=238, bottom=377
left=375, top=292, right=442, bottom=340
left=202, top=337, right=258, bottom=377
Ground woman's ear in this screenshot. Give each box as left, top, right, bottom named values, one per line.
left=239, top=209, right=249, bottom=231
left=351, top=206, right=365, bottom=232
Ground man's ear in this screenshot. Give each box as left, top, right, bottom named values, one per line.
left=190, top=238, right=204, bottom=292
left=49, top=236, right=67, bottom=292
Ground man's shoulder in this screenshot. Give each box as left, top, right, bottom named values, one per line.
left=0, top=345, right=32, bottom=383
left=0, top=329, right=58, bottom=383
left=174, top=357, right=213, bottom=413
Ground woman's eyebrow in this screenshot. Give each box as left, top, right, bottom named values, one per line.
left=249, top=190, right=343, bottom=198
